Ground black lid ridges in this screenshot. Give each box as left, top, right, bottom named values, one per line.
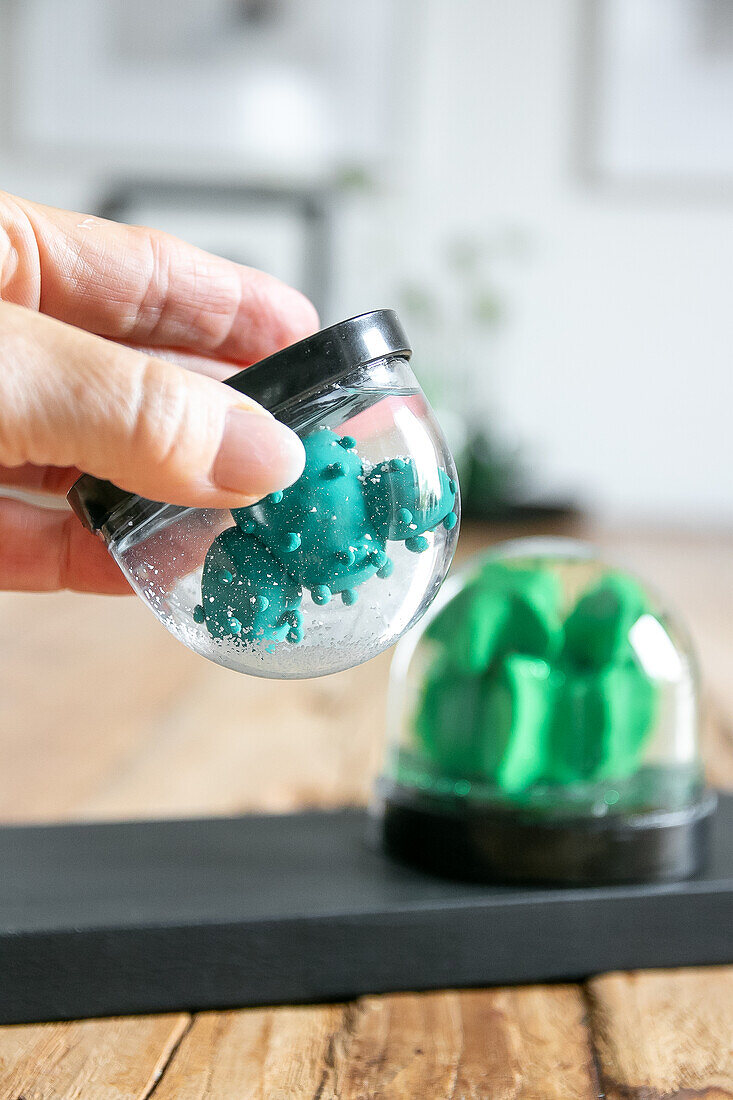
left=226, top=308, right=410, bottom=410
left=68, top=310, right=410, bottom=537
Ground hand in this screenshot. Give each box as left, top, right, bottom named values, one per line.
left=0, top=192, right=318, bottom=594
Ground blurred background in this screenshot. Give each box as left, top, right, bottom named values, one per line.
left=2, top=0, right=732, bottom=527
left=0, top=0, right=731, bottom=825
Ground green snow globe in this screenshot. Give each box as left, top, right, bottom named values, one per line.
left=378, top=537, right=716, bottom=884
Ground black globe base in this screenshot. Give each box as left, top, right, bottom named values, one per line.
left=379, top=786, right=719, bottom=886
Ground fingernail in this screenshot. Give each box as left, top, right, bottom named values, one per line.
left=212, top=408, right=305, bottom=498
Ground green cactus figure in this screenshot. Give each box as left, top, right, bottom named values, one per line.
left=199, top=427, right=458, bottom=647
left=415, top=564, right=658, bottom=793
left=425, top=561, right=562, bottom=675
left=417, top=651, right=555, bottom=792
left=562, top=573, right=650, bottom=671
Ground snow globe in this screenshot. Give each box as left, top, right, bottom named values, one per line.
left=68, top=311, right=459, bottom=679
left=377, top=537, right=716, bottom=883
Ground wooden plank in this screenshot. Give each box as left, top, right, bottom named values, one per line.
left=0, top=1013, right=190, bottom=1100
left=151, top=1005, right=343, bottom=1100
left=0, top=524, right=730, bottom=827
left=0, top=591, right=200, bottom=824
left=586, top=966, right=733, bottom=1098
left=151, top=987, right=599, bottom=1099
left=0, top=589, right=392, bottom=824
left=705, top=701, right=733, bottom=791
left=327, top=988, right=600, bottom=1100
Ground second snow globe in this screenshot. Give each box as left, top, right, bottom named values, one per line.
left=378, top=537, right=716, bottom=883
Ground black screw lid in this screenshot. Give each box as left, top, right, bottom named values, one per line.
left=226, top=308, right=410, bottom=410
left=67, top=310, right=411, bottom=538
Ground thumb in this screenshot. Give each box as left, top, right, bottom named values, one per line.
left=0, top=302, right=305, bottom=508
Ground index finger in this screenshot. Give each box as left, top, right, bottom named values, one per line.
left=0, top=191, right=318, bottom=364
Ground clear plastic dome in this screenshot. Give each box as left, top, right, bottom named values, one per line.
left=69, top=315, right=459, bottom=680
left=378, top=538, right=714, bottom=883
left=384, top=537, right=702, bottom=813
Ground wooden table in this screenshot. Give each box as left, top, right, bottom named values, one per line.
left=0, top=521, right=731, bottom=1098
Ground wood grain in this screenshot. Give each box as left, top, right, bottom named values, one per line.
left=328, top=987, right=601, bottom=1100
left=0, top=522, right=730, bottom=827
left=705, top=701, right=733, bottom=791
left=151, top=1005, right=343, bottom=1100
left=0, top=1014, right=190, bottom=1100
left=587, top=967, right=733, bottom=1099
left=151, top=987, right=599, bottom=1100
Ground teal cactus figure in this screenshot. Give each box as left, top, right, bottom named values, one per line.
left=233, top=429, right=385, bottom=594
left=199, top=427, right=459, bottom=648
left=416, top=565, right=658, bottom=793
left=364, top=459, right=457, bottom=543
left=199, top=526, right=302, bottom=647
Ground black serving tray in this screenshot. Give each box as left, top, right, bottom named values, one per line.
left=0, top=797, right=731, bottom=1024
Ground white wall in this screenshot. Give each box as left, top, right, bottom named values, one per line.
left=332, top=0, right=733, bottom=526
left=2, top=0, right=732, bottom=526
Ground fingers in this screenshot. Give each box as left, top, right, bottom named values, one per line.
left=0, top=496, right=131, bottom=593
left=0, top=344, right=240, bottom=499
left=0, top=301, right=305, bottom=509
left=0, top=463, right=80, bottom=496
left=119, top=345, right=241, bottom=382
left=0, top=190, right=318, bottom=363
